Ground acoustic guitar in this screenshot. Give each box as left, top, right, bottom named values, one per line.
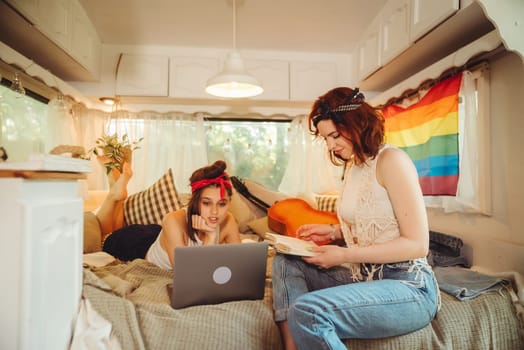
left=267, top=198, right=339, bottom=245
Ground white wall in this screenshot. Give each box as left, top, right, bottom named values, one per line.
left=428, top=51, right=524, bottom=275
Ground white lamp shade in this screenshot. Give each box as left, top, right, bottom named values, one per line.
left=205, top=51, right=263, bottom=98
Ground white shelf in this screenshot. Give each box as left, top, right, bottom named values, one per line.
left=0, top=154, right=92, bottom=173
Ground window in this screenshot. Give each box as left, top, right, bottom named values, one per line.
left=99, top=113, right=293, bottom=194
left=205, top=119, right=291, bottom=191
left=0, top=84, right=48, bottom=162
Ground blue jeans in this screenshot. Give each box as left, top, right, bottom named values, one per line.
left=272, top=254, right=440, bottom=350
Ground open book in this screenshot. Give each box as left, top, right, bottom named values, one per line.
left=264, top=232, right=318, bottom=257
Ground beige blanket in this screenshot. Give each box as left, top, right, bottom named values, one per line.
left=344, top=290, right=523, bottom=349
left=83, top=258, right=523, bottom=350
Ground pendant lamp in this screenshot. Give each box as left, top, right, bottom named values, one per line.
left=205, top=0, right=263, bottom=98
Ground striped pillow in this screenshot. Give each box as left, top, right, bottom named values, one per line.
left=123, top=169, right=181, bottom=225
left=315, top=195, right=339, bottom=213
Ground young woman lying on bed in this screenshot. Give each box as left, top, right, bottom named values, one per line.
left=96, top=160, right=241, bottom=268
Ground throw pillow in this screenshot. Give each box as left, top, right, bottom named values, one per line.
left=123, top=168, right=182, bottom=225
left=315, top=194, right=339, bottom=213
left=229, top=178, right=290, bottom=233
left=243, top=179, right=288, bottom=206
left=229, top=187, right=265, bottom=233
left=246, top=216, right=270, bottom=238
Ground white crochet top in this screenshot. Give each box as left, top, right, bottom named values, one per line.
left=338, top=145, right=400, bottom=281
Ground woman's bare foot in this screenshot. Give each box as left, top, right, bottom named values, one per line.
left=108, top=162, right=133, bottom=201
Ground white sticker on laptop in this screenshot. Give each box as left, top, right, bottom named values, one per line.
left=213, top=266, right=232, bottom=284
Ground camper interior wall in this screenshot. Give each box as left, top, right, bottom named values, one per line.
left=428, top=50, right=524, bottom=276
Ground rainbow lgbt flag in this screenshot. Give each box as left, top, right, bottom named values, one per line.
left=381, top=73, right=462, bottom=196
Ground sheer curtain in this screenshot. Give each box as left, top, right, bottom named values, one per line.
left=278, top=116, right=342, bottom=201
left=0, top=86, right=47, bottom=161
left=73, top=108, right=208, bottom=196
left=72, top=105, right=112, bottom=191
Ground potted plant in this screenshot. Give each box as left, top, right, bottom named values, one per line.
left=87, top=133, right=143, bottom=175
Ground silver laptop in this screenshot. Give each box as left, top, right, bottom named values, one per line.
left=171, top=242, right=268, bottom=309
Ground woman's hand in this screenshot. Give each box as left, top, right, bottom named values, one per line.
left=191, top=215, right=215, bottom=233
left=303, top=245, right=347, bottom=269
left=297, top=223, right=337, bottom=243
left=191, top=215, right=218, bottom=244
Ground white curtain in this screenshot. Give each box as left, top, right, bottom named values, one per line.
left=278, top=116, right=342, bottom=202
left=122, top=111, right=208, bottom=195
left=43, top=96, right=78, bottom=152
left=72, top=105, right=112, bottom=192
left=424, top=67, right=492, bottom=214
left=73, top=108, right=208, bottom=196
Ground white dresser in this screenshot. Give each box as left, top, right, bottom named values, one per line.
left=0, top=170, right=84, bottom=350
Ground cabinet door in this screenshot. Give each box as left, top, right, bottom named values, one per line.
left=36, top=0, right=71, bottom=51
left=116, top=54, right=170, bottom=96
left=70, top=0, right=101, bottom=77
left=170, top=56, right=219, bottom=99
left=6, top=0, right=40, bottom=23
left=23, top=198, right=83, bottom=350
left=246, top=59, right=289, bottom=101
left=290, top=61, right=337, bottom=101
left=356, top=14, right=382, bottom=81
left=381, top=0, right=410, bottom=64
left=410, top=0, right=459, bottom=42
left=0, top=178, right=82, bottom=350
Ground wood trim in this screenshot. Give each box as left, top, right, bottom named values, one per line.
left=0, top=170, right=87, bottom=180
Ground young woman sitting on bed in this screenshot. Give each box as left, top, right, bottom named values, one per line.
left=272, top=87, right=440, bottom=350
left=97, top=160, right=242, bottom=268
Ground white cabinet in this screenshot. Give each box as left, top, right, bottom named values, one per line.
left=0, top=173, right=83, bottom=350
left=37, top=0, right=71, bottom=50
left=247, top=59, right=289, bottom=101
left=357, top=0, right=410, bottom=81
left=356, top=0, right=462, bottom=85
left=6, top=0, right=40, bottom=23
left=169, top=56, right=289, bottom=101
left=381, top=0, right=411, bottom=64
left=70, top=0, right=101, bottom=77
left=170, top=56, right=219, bottom=99
left=116, top=54, right=170, bottom=96
left=356, top=13, right=382, bottom=81
left=410, top=0, right=459, bottom=42
left=6, top=0, right=101, bottom=79
left=290, top=61, right=338, bottom=101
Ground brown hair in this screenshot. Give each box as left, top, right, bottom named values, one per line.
left=308, top=87, right=385, bottom=166
left=186, top=160, right=232, bottom=242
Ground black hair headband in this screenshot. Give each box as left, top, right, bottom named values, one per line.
left=312, top=88, right=365, bottom=127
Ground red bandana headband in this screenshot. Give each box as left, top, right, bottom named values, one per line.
left=190, top=173, right=232, bottom=199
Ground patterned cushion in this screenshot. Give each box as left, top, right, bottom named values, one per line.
left=315, top=194, right=339, bottom=213
left=123, top=169, right=181, bottom=225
